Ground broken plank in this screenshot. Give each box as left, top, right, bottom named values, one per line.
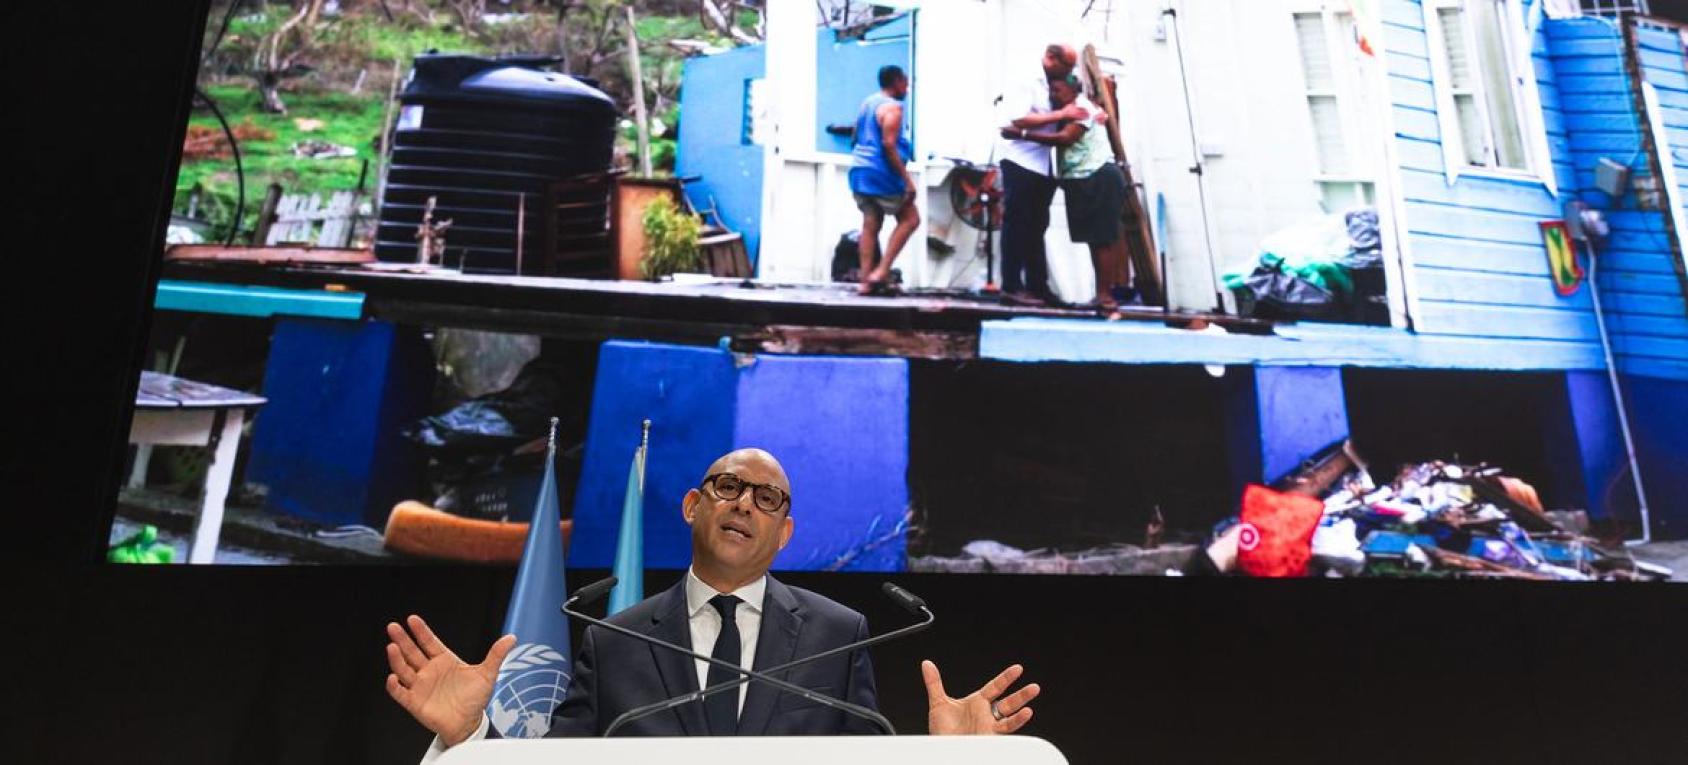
left=740, top=325, right=977, bottom=360
left=166, top=245, right=375, bottom=265
left=366, top=298, right=754, bottom=345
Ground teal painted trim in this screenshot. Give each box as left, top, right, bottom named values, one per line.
left=154, top=279, right=365, bottom=320
left=977, top=317, right=1615, bottom=373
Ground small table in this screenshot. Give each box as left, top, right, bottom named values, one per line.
left=128, top=371, right=267, bottom=563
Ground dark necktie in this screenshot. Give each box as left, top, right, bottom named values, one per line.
left=704, top=594, right=742, bottom=735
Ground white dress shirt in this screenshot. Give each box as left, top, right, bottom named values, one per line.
left=998, top=66, right=1056, bottom=176
left=683, top=568, right=767, bottom=718
left=423, top=569, right=767, bottom=762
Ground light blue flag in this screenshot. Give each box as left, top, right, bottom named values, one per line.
left=608, top=421, right=649, bottom=615
left=487, top=419, right=572, bottom=738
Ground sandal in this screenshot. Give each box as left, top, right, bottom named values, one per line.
left=1080, top=297, right=1119, bottom=315
left=867, top=280, right=902, bottom=297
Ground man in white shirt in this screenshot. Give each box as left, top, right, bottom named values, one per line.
left=386, top=448, right=1041, bottom=755
left=997, top=44, right=1095, bottom=305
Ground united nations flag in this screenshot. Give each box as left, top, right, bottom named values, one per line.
left=487, top=418, right=572, bottom=737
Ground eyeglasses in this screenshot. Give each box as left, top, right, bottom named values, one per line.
left=702, top=472, right=790, bottom=514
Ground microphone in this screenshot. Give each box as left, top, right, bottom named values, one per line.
left=566, top=576, right=620, bottom=608
left=881, top=581, right=925, bottom=613
left=600, top=581, right=936, bottom=737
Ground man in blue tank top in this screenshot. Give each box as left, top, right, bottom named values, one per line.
left=847, top=65, right=919, bottom=295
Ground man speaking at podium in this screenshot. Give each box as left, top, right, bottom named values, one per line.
left=385, top=448, right=1041, bottom=757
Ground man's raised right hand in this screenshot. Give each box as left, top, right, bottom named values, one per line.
left=385, top=615, right=516, bottom=747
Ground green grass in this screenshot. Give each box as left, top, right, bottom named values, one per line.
left=177, top=84, right=390, bottom=238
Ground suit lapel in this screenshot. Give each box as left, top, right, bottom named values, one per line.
left=736, top=575, right=804, bottom=736
left=647, top=580, right=706, bottom=735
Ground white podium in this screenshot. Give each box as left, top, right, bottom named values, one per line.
left=436, top=736, right=1068, bottom=764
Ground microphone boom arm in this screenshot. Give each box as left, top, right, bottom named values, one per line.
left=559, top=586, right=903, bottom=736
left=603, top=604, right=934, bottom=737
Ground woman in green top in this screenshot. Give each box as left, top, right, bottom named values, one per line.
left=1002, top=74, right=1130, bottom=312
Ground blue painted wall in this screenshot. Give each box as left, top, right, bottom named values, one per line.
left=1626, top=374, right=1688, bottom=537
left=676, top=44, right=767, bottom=263
left=735, top=354, right=909, bottom=572
left=569, top=341, right=909, bottom=573
left=676, top=17, right=914, bottom=268
left=1383, top=3, right=1687, bottom=380
left=1224, top=367, right=1350, bottom=499
left=247, top=319, right=432, bottom=528
left=1384, top=0, right=1598, bottom=347
left=568, top=342, right=738, bottom=571
left=813, top=15, right=914, bottom=156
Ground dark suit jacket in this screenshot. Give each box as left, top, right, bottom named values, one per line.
left=545, top=575, right=881, bottom=736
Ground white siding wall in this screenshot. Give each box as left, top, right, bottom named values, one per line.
left=759, top=0, right=1378, bottom=311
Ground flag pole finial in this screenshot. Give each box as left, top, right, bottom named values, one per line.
left=640, top=419, right=651, bottom=450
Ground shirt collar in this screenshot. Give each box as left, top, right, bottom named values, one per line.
left=685, top=567, right=767, bottom=617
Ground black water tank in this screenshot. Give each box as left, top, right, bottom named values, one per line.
left=376, top=54, right=617, bottom=274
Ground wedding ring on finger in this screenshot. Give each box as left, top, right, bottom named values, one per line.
left=990, top=700, right=1006, bottom=721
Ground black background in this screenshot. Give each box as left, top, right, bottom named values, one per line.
left=6, top=2, right=1688, bottom=763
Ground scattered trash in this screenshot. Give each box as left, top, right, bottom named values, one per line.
left=1185, top=441, right=1674, bottom=581
left=107, top=524, right=175, bottom=564
left=290, top=139, right=358, bottom=159
left=401, top=359, right=565, bottom=455
left=165, top=224, right=204, bottom=245
left=1224, top=207, right=1389, bottom=324
left=402, top=359, right=578, bottom=522
left=1235, top=484, right=1323, bottom=577
left=180, top=120, right=276, bottom=160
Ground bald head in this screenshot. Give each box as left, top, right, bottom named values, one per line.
left=1043, top=44, right=1078, bottom=78
left=703, top=447, right=791, bottom=500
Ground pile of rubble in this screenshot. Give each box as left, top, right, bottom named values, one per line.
left=1304, top=452, right=1671, bottom=581
left=910, top=440, right=1674, bottom=581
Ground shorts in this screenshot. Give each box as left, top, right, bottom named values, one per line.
left=1061, top=162, right=1126, bottom=245
left=854, top=191, right=908, bottom=217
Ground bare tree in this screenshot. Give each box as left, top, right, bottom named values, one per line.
left=552, top=0, right=626, bottom=76
left=254, top=0, right=325, bottom=113
left=699, top=0, right=761, bottom=45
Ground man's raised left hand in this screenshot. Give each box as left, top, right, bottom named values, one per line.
left=922, top=660, right=1041, bottom=735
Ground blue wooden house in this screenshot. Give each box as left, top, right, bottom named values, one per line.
left=979, top=3, right=1688, bottom=535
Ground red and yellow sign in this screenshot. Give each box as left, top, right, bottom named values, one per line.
left=1539, top=220, right=1585, bottom=297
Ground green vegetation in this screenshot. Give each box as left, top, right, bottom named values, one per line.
left=639, top=195, right=702, bottom=280
left=180, top=85, right=387, bottom=238
left=177, top=0, right=758, bottom=241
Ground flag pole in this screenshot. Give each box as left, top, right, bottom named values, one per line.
left=638, top=419, right=651, bottom=492
left=608, top=419, right=650, bottom=615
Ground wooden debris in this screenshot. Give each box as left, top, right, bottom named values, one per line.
left=910, top=543, right=1197, bottom=576
left=743, top=325, right=976, bottom=360
left=1421, top=547, right=1552, bottom=580
left=269, top=190, right=362, bottom=247
left=165, top=245, right=374, bottom=265
left=1272, top=439, right=1365, bottom=497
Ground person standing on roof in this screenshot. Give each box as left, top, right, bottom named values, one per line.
left=997, top=44, right=1096, bottom=306
left=847, top=64, right=920, bottom=296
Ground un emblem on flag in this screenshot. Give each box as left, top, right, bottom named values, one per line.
left=489, top=643, right=571, bottom=738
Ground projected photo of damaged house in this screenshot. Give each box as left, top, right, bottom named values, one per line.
left=114, top=0, right=1686, bottom=581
